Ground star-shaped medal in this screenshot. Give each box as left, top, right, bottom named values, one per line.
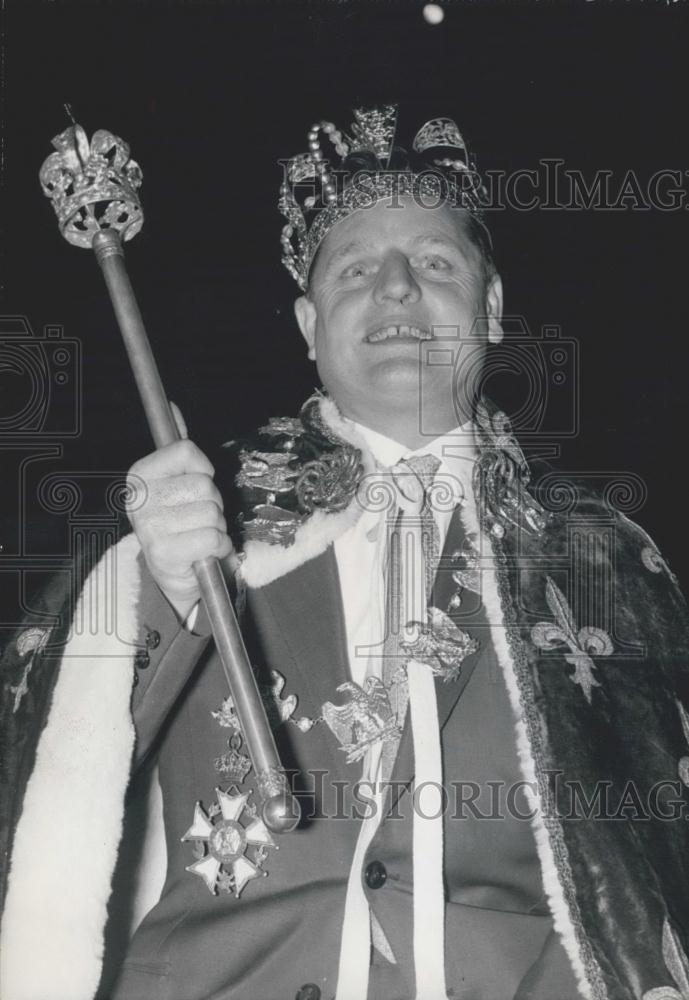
left=182, top=788, right=276, bottom=897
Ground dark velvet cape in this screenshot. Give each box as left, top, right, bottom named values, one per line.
left=3, top=397, right=689, bottom=1000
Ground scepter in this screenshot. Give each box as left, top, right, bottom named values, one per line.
left=39, top=117, right=300, bottom=834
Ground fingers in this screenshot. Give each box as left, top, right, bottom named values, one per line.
left=130, top=474, right=224, bottom=513
left=125, top=436, right=235, bottom=616
left=148, top=526, right=234, bottom=573
left=169, top=400, right=188, bottom=440
left=128, top=439, right=215, bottom=484
left=126, top=441, right=220, bottom=513
left=141, top=499, right=227, bottom=540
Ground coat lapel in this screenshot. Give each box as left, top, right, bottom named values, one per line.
left=253, top=545, right=356, bottom=786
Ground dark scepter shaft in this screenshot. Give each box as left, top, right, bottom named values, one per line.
left=92, top=229, right=300, bottom=834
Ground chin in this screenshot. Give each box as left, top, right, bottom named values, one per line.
left=367, top=355, right=428, bottom=386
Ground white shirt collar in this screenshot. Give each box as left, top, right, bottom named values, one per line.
left=347, top=419, right=477, bottom=507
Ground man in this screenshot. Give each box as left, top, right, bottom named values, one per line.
left=3, top=105, right=689, bottom=1000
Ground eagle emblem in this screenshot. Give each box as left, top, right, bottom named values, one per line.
left=321, top=677, right=402, bottom=764
left=401, top=606, right=479, bottom=683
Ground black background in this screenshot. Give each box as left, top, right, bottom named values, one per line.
left=1, top=0, right=688, bottom=615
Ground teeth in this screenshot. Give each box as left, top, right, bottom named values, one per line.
left=367, top=325, right=431, bottom=342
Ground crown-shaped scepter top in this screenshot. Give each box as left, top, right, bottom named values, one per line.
left=40, top=124, right=143, bottom=248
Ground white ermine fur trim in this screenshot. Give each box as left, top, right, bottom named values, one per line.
left=0, top=533, right=142, bottom=1000
left=458, top=489, right=593, bottom=1000
left=240, top=396, right=379, bottom=588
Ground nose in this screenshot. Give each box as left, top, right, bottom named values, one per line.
left=373, top=253, right=421, bottom=306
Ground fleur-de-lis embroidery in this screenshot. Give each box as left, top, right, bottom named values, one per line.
left=9, top=626, right=51, bottom=713
left=642, top=545, right=675, bottom=581
left=531, top=577, right=613, bottom=703
left=643, top=917, right=689, bottom=999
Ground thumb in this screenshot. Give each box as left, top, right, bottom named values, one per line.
left=169, top=400, right=188, bottom=440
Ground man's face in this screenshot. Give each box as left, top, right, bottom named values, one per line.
left=294, top=195, right=503, bottom=436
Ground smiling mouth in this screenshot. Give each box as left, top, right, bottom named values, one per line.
left=365, top=324, right=432, bottom=343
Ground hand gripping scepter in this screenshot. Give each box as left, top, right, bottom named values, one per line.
left=39, top=121, right=300, bottom=834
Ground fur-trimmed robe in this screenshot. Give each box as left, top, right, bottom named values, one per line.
left=3, top=395, right=689, bottom=1000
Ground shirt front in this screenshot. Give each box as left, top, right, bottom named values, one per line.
left=331, top=418, right=479, bottom=991
left=333, top=420, right=476, bottom=686
left=330, top=417, right=581, bottom=1000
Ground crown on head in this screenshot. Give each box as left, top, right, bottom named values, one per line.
left=40, top=124, right=143, bottom=248
left=279, top=104, right=489, bottom=290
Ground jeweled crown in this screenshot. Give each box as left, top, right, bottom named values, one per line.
left=40, top=124, right=143, bottom=248
left=279, top=104, right=489, bottom=290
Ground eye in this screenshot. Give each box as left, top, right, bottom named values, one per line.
left=340, top=261, right=374, bottom=280
left=417, top=255, right=451, bottom=272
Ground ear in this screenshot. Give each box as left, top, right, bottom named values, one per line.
left=294, top=296, right=318, bottom=361
left=485, top=273, right=504, bottom=345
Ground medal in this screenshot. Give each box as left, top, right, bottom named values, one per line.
left=182, top=788, right=277, bottom=897
left=183, top=669, right=302, bottom=897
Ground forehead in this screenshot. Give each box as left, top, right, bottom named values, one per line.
left=316, top=196, right=476, bottom=267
